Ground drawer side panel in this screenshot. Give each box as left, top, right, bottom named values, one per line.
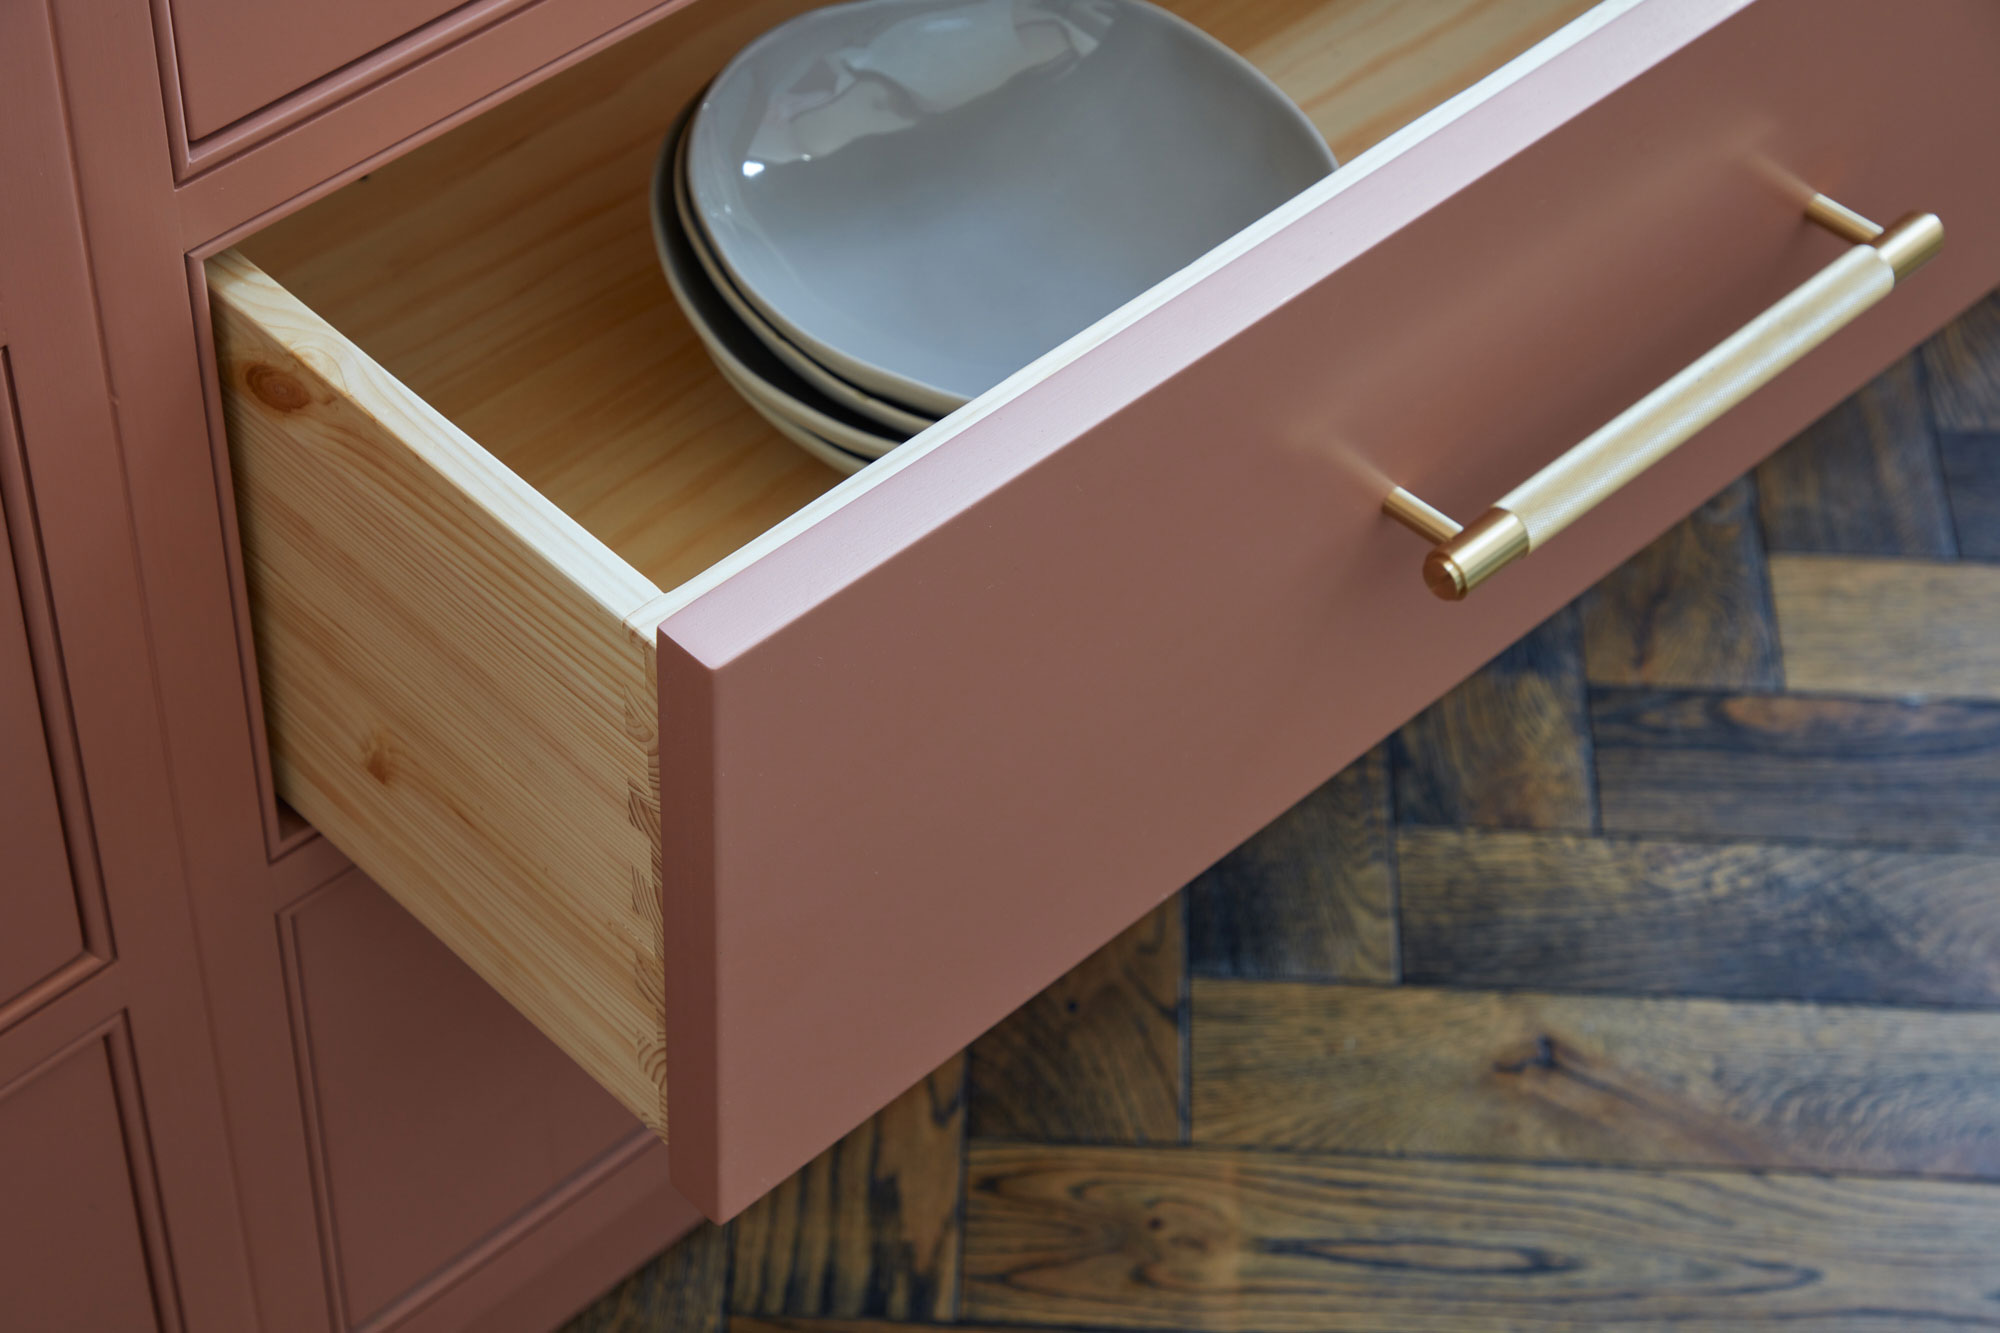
left=209, top=250, right=671, bottom=1136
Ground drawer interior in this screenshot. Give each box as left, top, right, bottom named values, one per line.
left=214, top=0, right=1606, bottom=1206
left=236, top=0, right=1601, bottom=600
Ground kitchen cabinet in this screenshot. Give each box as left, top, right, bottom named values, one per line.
left=0, top=494, right=83, bottom=1011
left=5, top=0, right=1998, bottom=1326
left=0, top=1038, right=170, bottom=1332
left=210, top=0, right=2000, bottom=1217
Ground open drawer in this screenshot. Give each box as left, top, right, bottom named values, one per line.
left=209, top=0, right=2000, bottom=1218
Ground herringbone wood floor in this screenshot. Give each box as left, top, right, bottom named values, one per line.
left=565, top=290, right=2000, bottom=1332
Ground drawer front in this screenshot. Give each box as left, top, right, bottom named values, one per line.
left=654, top=0, right=2000, bottom=1211
left=215, top=0, right=2000, bottom=1223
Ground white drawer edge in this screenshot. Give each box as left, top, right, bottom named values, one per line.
left=633, top=0, right=1674, bottom=639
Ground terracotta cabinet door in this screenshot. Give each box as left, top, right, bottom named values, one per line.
left=0, top=498, right=84, bottom=1011
left=164, top=0, right=465, bottom=139
left=0, top=1036, right=171, bottom=1332
left=277, top=869, right=695, bottom=1333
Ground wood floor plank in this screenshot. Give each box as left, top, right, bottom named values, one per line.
left=1186, top=748, right=1394, bottom=982
left=1921, top=291, right=2000, bottom=432
left=736, top=1312, right=1072, bottom=1320
left=1579, top=478, right=1781, bottom=689
left=729, top=1056, right=965, bottom=1321
left=733, top=1321, right=1045, bottom=1333
left=1754, top=355, right=1955, bottom=557
left=565, top=1222, right=727, bottom=1333
left=1941, top=432, right=2000, bottom=560
left=1397, top=828, right=2000, bottom=1004
left=1592, top=688, right=2000, bottom=848
left=1192, top=981, right=2000, bottom=1175
left=1771, top=555, right=2000, bottom=699
left=967, top=902, right=1182, bottom=1144
left=963, top=1142, right=2000, bottom=1332
left=1392, top=608, right=1594, bottom=831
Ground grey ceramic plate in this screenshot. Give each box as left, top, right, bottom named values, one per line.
left=718, top=359, right=873, bottom=475
left=687, top=0, right=1336, bottom=411
left=671, top=120, right=937, bottom=436
left=650, top=121, right=910, bottom=461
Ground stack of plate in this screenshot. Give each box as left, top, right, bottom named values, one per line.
left=652, top=0, right=1338, bottom=474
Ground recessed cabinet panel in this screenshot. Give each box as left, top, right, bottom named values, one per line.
left=167, top=0, right=464, bottom=139
left=285, top=870, right=650, bottom=1326
left=0, top=1038, right=163, bottom=1332
left=0, top=459, right=85, bottom=1016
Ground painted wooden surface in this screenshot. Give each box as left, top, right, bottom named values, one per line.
left=574, top=289, right=2000, bottom=1331
left=0, top=457, right=84, bottom=1010
left=285, top=870, right=667, bottom=1327
left=653, top=0, right=2000, bottom=1217
left=171, top=0, right=701, bottom=229
left=0, top=1036, right=169, bottom=1332
left=0, top=4, right=280, bottom=1329
left=167, top=0, right=463, bottom=138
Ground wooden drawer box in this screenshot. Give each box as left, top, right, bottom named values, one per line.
left=208, top=0, right=2000, bottom=1219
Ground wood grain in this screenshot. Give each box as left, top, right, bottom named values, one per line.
left=1921, top=292, right=2000, bottom=431
left=1579, top=477, right=1781, bottom=689
left=963, top=1142, right=2000, bottom=1331
left=1193, top=981, right=2000, bottom=1174
left=1770, top=554, right=2000, bottom=699
left=1755, top=355, right=1955, bottom=556
left=1392, top=609, right=1594, bottom=831
left=730, top=1056, right=966, bottom=1321
left=968, top=904, right=1182, bottom=1145
left=1186, top=748, right=1394, bottom=982
left=732, top=1312, right=1016, bottom=1320
left=1398, top=828, right=2000, bottom=1005
left=566, top=1222, right=727, bottom=1333
left=1592, top=688, right=2000, bottom=848
left=1940, top=432, right=2000, bottom=560
left=210, top=250, right=671, bottom=1134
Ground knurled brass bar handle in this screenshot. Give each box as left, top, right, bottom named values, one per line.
left=1383, top=196, right=1943, bottom=600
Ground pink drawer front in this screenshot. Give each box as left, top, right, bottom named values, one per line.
left=208, top=0, right=2000, bottom=1219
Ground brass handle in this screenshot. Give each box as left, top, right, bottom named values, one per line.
left=1383, top=195, right=1943, bottom=600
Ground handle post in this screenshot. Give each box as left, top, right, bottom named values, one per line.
left=1384, top=196, right=1942, bottom=600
